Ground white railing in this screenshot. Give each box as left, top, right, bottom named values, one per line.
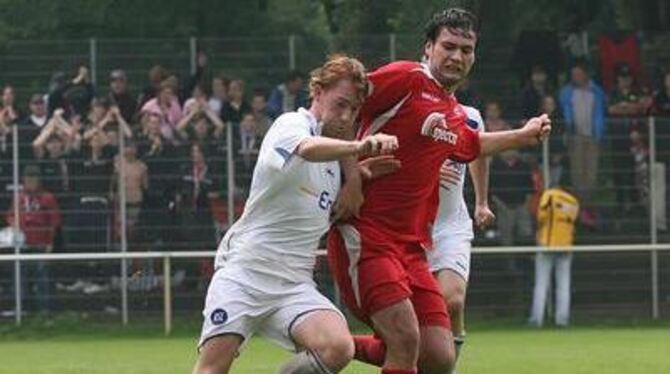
left=1, top=243, right=669, bottom=334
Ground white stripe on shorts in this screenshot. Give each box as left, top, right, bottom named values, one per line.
left=338, top=224, right=362, bottom=307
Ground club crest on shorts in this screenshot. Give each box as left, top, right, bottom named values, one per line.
left=420, top=112, right=458, bottom=145
left=210, top=308, right=228, bottom=325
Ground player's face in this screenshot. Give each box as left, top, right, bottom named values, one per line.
left=424, top=27, right=476, bottom=91
left=316, top=79, right=360, bottom=140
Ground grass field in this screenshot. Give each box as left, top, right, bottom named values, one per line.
left=1, top=320, right=669, bottom=373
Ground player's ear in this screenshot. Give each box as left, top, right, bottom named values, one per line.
left=423, top=41, right=433, bottom=60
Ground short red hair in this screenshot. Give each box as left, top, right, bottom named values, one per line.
left=309, top=54, right=368, bottom=105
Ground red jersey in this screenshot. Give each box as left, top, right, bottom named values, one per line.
left=6, top=190, right=61, bottom=247
left=355, top=61, right=480, bottom=245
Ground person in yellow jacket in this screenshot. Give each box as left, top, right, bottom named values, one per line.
left=529, top=187, right=580, bottom=327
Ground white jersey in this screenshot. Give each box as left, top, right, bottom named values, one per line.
left=214, top=108, right=340, bottom=288
left=432, top=105, right=484, bottom=240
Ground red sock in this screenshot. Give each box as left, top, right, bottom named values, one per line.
left=380, top=370, right=416, bottom=374
left=353, top=335, right=386, bottom=367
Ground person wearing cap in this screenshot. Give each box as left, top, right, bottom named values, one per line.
left=608, top=63, right=648, bottom=217
left=608, top=63, right=644, bottom=117
left=109, top=69, right=136, bottom=124
left=6, top=164, right=62, bottom=312
left=559, top=60, right=606, bottom=202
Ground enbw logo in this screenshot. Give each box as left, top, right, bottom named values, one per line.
left=210, top=308, right=228, bottom=325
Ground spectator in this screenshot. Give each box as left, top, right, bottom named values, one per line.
left=112, top=142, right=148, bottom=248
left=483, top=101, right=511, bottom=132
left=18, top=94, right=48, bottom=160
left=138, top=113, right=179, bottom=250
left=1, top=85, right=21, bottom=124
left=490, top=150, right=534, bottom=245
left=521, top=65, right=551, bottom=119
left=266, top=70, right=308, bottom=119
left=559, top=61, right=606, bottom=201
left=138, top=65, right=169, bottom=108
left=239, top=91, right=271, bottom=155
left=6, top=165, right=61, bottom=312
left=48, top=66, right=95, bottom=118
left=83, top=100, right=133, bottom=146
left=141, top=78, right=183, bottom=144
left=529, top=186, right=580, bottom=327
left=608, top=63, right=646, bottom=215
left=176, top=143, right=220, bottom=288
left=221, top=79, right=250, bottom=124
left=108, top=69, right=136, bottom=124
left=183, top=82, right=210, bottom=116
left=651, top=70, right=670, bottom=116
left=176, top=143, right=219, bottom=250
left=208, top=75, right=229, bottom=115
left=176, top=102, right=225, bottom=156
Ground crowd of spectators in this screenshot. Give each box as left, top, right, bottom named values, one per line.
left=0, top=52, right=308, bottom=310
left=1, top=34, right=670, bottom=312
left=462, top=56, right=670, bottom=246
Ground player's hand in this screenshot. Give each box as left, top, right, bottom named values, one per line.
left=358, top=155, right=401, bottom=180
left=439, top=163, right=460, bottom=188
left=356, top=133, right=398, bottom=157
left=474, top=203, right=495, bottom=229
left=522, top=114, right=552, bottom=146
left=332, top=176, right=364, bottom=222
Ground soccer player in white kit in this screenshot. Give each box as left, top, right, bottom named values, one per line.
left=428, top=105, right=495, bottom=370
left=192, top=55, right=399, bottom=374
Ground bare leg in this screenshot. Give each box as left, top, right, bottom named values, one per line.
left=192, top=334, right=243, bottom=374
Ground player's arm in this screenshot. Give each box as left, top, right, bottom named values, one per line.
left=296, top=133, right=398, bottom=162
left=468, top=154, right=495, bottom=228
left=479, top=114, right=551, bottom=156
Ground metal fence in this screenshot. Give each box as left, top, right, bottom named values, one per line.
left=0, top=35, right=429, bottom=103
left=0, top=116, right=668, bottom=328
left=0, top=34, right=668, bottom=329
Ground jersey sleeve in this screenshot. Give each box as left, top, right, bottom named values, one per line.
left=461, top=105, right=485, bottom=132
left=261, top=113, right=312, bottom=171
left=449, top=125, right=481, bottom=163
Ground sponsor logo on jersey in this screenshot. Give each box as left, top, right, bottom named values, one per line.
left=420, top=112, right=458, bottom=145
left=210, top=308, right=228, bottom=325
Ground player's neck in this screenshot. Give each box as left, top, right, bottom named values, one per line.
left=308, top=105, right=322, bottom=122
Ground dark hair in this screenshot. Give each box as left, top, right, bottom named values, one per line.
left=571, top=58, right=589, bottom=73
left=287, top=70, right=305, bottom=83
left=424, top=8, right=479, bottom=43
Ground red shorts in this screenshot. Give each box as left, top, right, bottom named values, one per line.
left=327, top=223, right=450, bottom=329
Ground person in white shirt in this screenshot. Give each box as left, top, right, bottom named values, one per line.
left=193, top=55, right=399, bottom=374
left=428, top=105, right=495, bottom=371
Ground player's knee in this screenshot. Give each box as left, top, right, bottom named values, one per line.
left=316, top=335, right=355, bottom=370
left=420, top=340, right=456, bottom=373
left=385, top=318, right=420, bottom=353
left=445, top=292, right=465, bottom=315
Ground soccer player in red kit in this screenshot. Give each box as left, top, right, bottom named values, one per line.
left=327, top=8, right=551, bottom=374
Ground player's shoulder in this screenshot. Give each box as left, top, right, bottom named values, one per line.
left=459, top=105, right=485, bottom=131
left=270, top=110, right=311, bottom=133
left=372, top=60, right=429, bottom=80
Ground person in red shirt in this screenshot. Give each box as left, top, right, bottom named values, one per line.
left=327, top=8, right=551, bottom=374
left=6, top=165, right=61, bottom=312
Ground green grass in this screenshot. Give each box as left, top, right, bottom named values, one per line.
left=1, top=323, right=669, bottom=373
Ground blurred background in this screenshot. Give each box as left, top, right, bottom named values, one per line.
left=0, top=0, right=669, bottom=331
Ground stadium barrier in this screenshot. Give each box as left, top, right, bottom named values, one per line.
left=1, top=244, right=669, bottom=335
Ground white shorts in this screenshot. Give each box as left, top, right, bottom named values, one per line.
left=427, top=232, right=473, bottom=281
left=198, top=267, right=344, bottom=352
